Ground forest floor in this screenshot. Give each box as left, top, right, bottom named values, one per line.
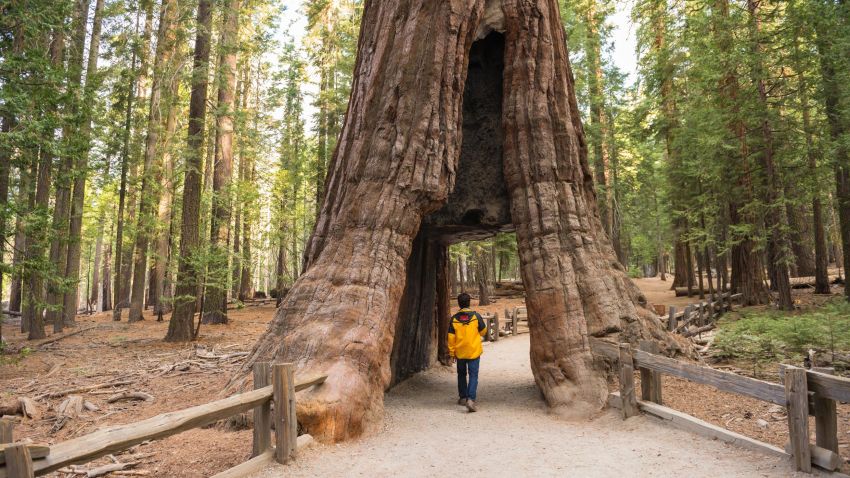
left=0, top=284, right=847, bottom=476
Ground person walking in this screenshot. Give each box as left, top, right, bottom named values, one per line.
left=448, top=292, right=487, bottom=412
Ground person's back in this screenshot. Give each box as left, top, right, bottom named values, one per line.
left=448, top=292, right=486, bottom=412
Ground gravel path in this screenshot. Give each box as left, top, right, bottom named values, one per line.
left=258, top=335, right=819, bottom=478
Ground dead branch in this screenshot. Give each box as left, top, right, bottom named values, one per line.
left=106, top=392, right=154, bottom=404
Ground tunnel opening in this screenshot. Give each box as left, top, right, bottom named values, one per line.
left=389, top=32, right=516, bottom=386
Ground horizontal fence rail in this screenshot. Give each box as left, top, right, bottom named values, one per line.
left=590, top=338, right=850, bottom=474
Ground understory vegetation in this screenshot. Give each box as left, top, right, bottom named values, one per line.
left=714, top=300, right=850, bottom=375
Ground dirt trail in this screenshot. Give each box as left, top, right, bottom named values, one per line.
left=258, top=335, right=817, bottom=478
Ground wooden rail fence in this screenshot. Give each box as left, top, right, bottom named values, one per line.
left=591, top=339, right=849, bottom=473
left=664, top=292, right=742, bottom=335
left=0, top=363, right=326, bottom=478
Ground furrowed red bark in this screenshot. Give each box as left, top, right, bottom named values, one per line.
left=203, top=0, right=241, bottom=324
left=236, top=0, right=674, bottom=442
left=166, top=0, right=213, bottom=342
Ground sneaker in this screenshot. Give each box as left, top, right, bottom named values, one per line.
left=458, top=398, right=468, bottom=406
left=466, top=399, right=477, bottom=412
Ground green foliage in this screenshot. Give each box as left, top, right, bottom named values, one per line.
left=714, top=301, right=850, bottom=369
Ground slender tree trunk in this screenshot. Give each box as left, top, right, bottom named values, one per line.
left=166, top=0, right=214, bottom=342
left=10, top=158, right=33, bottom=314
left=795, top=40, right=830, bottom=292
left=45, top=0, right=90, bottom=331
left=747, top=0, right=792, bottom=310
left=473, top=245, right=491, bottom=306
left=62, top=0, right=105, bottom=326
left=128, top=0, right=179, bottom=323
left=89, top=218, right=104, bottom=310
left=24, top=31, right=66, bottom=340
left=585, top=0, right=622, bottom=264
left=151, top=57, right=181, bottom=316
left=203, top=0, right=240, bottom=324
left=815, top=0, right=850, bottom=300
left=239, top=160, right=253, bottom=301
left=102, top=231, right=112, bottom=311
left=0, top=119, right=12, bottom=313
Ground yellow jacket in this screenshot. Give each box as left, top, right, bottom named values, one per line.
left=448, top=308, right=487, bottom=360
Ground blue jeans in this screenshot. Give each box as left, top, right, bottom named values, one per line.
left=457, top=358, right=480, bottom=401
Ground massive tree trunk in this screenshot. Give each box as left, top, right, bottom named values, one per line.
left=235, top=0, right=672, bottom=443
left=166, top=0, right=213, bottom=342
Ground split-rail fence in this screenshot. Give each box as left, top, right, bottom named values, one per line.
left=0, top=363, right=326, bottom=478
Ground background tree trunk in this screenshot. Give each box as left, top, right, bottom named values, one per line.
left=128, top=0, right=179, bottom=323
left=203, top=0, right=241, bottom=324
left=63, top=0, right=106, bottom=326
left=166, top=0, right=213, bottom=342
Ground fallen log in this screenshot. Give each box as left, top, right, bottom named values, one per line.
left=41, top=379, right=136, bottom=399
left=38, top=324, right=99, bottom=348
left=783, top=442, right=842, bottom=471
left=106, top=392, right=154, bottom=404
left=683, top=324, right=715, bottom=338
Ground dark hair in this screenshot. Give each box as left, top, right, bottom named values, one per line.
left=457, top=292, right=471, bottom=309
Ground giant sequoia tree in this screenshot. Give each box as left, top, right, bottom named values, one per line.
left=237, top=0, right=671, bottom=442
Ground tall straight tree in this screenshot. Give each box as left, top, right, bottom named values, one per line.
left=62, top=0, right=106, bottom=326
left=166, top=0, right=214, bottom=341
left=24, top=29, right=66, bottom=339
left=814, top=0, right=850, bottom=299
left=746, top=0, right=792, bottom=310
left=583, top=0, right=622, bottom=264
left=791, top=4, right=831, bottom=294
left=203, top=0, right=241, bottom=324
left=149, top=42, right=183, bottom=317
left=128, top=0, right=180, bottom=323
left=46, top=0, right=90, bottom=331
left=113, top=3, right=150, bottom=320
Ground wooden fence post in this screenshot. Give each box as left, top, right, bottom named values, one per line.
left=618, top=343, right=638, bottom=419
left=511, top=308, right=518, bottom=336
left=639, top=341, right=662, bottom=404
left=784, top=366, right=811, bottom=473
left=252, top=362, right=271, bottom=457
left=5, top=444, right=35, bottom=478
left=0, top=417, right=13, bottom=443
left=812, top=367, right=839, bottom=454
left=273, top=363, right=297, bottom=464
left=708, top=294, right=714, bottom=323
left=667, top=306, right=677, bottom=332
left=492, top=313, right=499, bottom=342
left=683, top=305, right=693, bottom=329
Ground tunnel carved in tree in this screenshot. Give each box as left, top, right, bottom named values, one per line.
left=234, top=0, right=678, bottom=442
